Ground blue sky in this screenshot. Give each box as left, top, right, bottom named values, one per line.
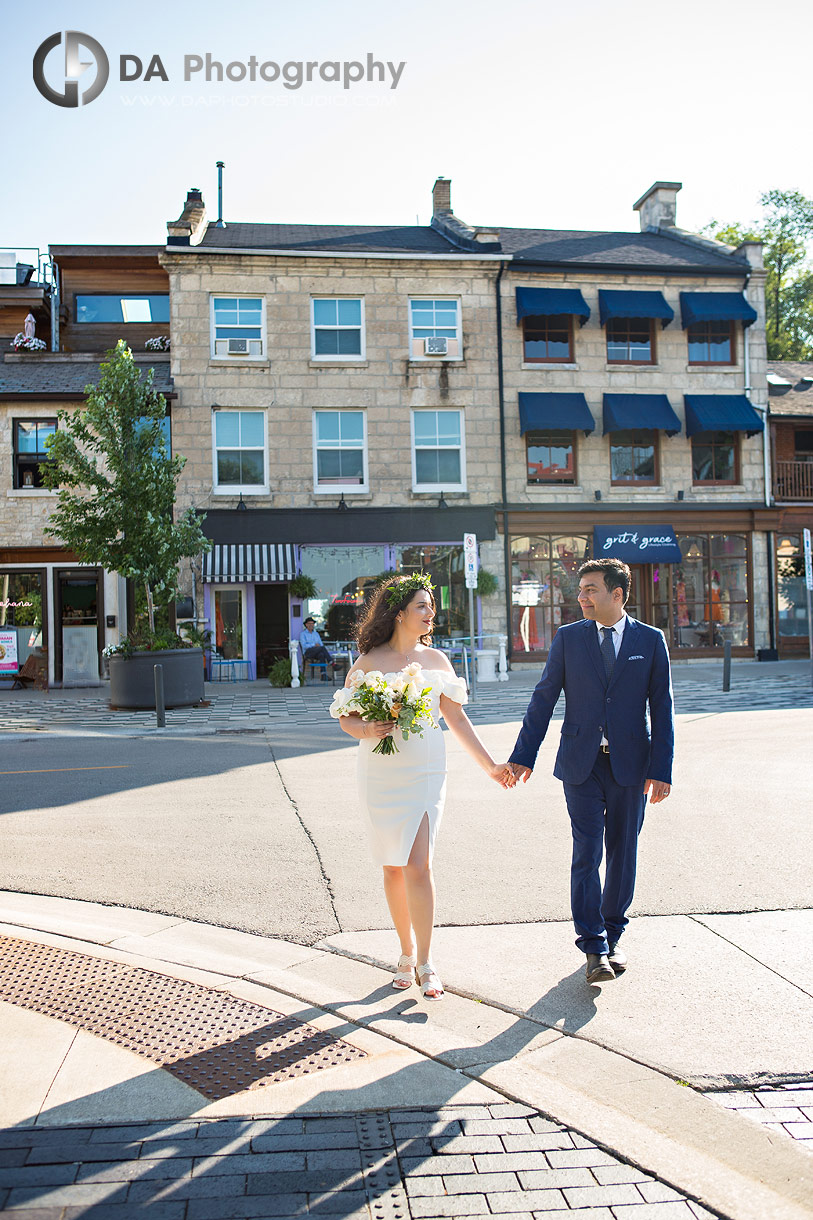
left=2, top=0, right=811, bottom=261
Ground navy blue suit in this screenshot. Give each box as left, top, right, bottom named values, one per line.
left=510, top=616, right=674, bottom=955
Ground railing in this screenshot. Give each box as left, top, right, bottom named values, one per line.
left=774, top=460, right=813, bottom=501
left=288, top=635, right=509, bottom=688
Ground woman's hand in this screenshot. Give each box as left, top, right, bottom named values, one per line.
left=365, top=720, right=394, bottom=740
left=489, top=762, right=516, bottom=788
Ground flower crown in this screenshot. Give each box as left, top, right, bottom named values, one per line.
left=385, top=572, right=434, bottom=610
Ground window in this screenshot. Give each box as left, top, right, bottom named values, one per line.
left=510, top=534, right=590, bottom=654
left=692, top=431, right=739, bottom=484
left=311, top=298, right=364, bottom=359
left=411, top=410, right=465, bottom=490
left=610, top=430, right=658, bottom=484
left=522, top=315, right=573, bottom=363
left=75, top=295, right=169, bottom=324
left=313, top=411, right=368, bottom=491
left=525, top=431, right=576, bottom=484
left=606, top=318, right=654, bottom=364
left=673, top=534, right=750, bottom=648
left=687, top=320, right=734, bottom=364
left=409, top=299, right=461, bottom=359
left=13, top=419, right=56, bottom=488
left=211, top=297, right=264, bottom=358
left=212, top=410, right=267, bottom=491
left=794, top=428, right=813, bottom=460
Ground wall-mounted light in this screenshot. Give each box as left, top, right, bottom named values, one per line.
left=676, top=489, right=684, bottom=501
left=594, top=490, right=602, bottom=501
left=338, top=493, right=348, bottom=511
left=236, top=493, right=247, bottom=512
left=438, top=490, right=448, bottom=508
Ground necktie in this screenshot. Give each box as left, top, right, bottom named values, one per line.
left=601, top=626, right=616, bottom=681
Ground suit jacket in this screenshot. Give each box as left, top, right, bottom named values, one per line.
left=509, top=617, right=674, bottom=787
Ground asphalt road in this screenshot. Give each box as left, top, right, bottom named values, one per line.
left=0, top=706, right=811, bottom=943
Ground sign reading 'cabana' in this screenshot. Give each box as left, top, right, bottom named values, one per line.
left=593, top=526, right=683, bottom=563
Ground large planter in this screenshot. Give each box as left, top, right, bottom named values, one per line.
left=109, top=648, right=204, bottom=709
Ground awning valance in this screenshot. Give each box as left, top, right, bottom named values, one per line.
left=679, top=292, right=757, bottom=329
left=598, top=289, right=674, bottom=327
left=203, top=543, right=297, bottom=583
left=684, top=395, right=764, bottom=437
left=516, top=287, right=591, bottom=326
left=593, top=525, right=683, bottom=564
left=603, top=394, right=681, bottom=436
left=519, top=392, right=596, bottom=436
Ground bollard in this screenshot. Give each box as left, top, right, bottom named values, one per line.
left=722, top=640, right=732, bottom=693
left=153, top=664, right=166, bottom=728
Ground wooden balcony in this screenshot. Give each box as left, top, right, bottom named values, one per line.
left=774, top=460, right=813, bottom=500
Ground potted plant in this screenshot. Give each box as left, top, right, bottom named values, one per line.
left=11, top=333, right=47, bottom=353
left=145, top=336, right=170, bottom=352
left=477, top=569, right=499, bottom=597
left=42, top=340, right=212, bottom=708
left=289, top=573, right=317, bottom=599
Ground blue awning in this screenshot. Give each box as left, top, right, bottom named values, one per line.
left=603, top=395, right=681, bottom=436
left=516, top=287, right=590, bottom=326
left=679, top=293, right=757, bottom=329
left=519, top=392, right=596, bottom=436
left=684, top=395, right=764, bottom=437
left=598, top=289, right=674, bottom=327
left=593, top=525, right=683, bottom=564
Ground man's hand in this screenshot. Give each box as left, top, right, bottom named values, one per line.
left=644, top=778, right=671, bottom=804
left=508, top=763, right=533, bottom=784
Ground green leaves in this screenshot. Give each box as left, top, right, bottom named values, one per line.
left=43, top=340, right=211, bottom=620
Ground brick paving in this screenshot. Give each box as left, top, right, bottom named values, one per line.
left=706, top=1081, right=813, bottom=1152
left=0, top=1106, right=718, bottom=1218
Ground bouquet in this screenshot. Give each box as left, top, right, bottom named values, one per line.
left=329, top=662, right=436, bottom=755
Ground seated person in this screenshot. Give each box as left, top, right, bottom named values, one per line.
left=299, top=617, right=334, bottom=669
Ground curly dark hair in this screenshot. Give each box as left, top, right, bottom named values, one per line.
left=355, top=576, right=435, bottom=655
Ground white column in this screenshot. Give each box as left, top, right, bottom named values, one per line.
left=289, top=639, right=301, bottom=688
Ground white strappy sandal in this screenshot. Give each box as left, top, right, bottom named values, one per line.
left=417, top=961, right=444, bottom=1000
left=392, top=953, right=417, bottom=990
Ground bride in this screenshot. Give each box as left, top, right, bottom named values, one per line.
left=332, top=573, right=514, bottom=1000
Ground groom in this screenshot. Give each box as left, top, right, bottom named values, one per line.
left=508, top=558, right=674, bottom=985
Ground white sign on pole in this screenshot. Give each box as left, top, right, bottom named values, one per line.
left=804, top=527, right=813, bottom=591
left=463, top=532, right=478, bottom=590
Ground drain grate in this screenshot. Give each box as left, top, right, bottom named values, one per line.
left=0, top=934, right=366, bottom=1100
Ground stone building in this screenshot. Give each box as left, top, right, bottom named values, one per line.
left=767, top=361, right=813, bottom=655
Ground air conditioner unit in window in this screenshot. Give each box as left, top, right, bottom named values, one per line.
left=424, top=336, right=448, bottom=356
left=227, top=338, right=249, bottom=355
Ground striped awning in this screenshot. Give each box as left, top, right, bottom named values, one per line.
left=202, top=544, right=297, bottom=583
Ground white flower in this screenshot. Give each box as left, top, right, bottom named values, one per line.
left=390, top=674, right=407, bottom=694
left=362, top=669, right=384, bottom=686
left=404, top=661, right=422, bottom=678
left=328, top=688, right=357, bottom=718
left=348, top=669, right=365, bottom=690
left=404, top=679, right=422, bottom=703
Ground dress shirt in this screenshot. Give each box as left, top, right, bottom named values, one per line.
left=596, top=613, right=627, bottom=746
left=299, top=627, right=323, bottom=652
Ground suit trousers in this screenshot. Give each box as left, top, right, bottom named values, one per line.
left=563, top=752, right=646, bottom=956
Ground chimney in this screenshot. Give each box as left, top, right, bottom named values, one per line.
left=633, top=181, right=682, bottom=232
left=432, top=177, right=452, bottom=217
left=167, top=187, right=208, bottom=246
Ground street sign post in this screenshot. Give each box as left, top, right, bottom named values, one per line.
left=804, top=528, right=813, bottom=689
left=463, top=533, right=478, bottom=701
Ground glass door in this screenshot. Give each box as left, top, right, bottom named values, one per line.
left=214, top=587, right=246, bottom=659
left=57, top=571, right=101, bottom=686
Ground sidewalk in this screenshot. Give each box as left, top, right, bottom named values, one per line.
left=1, top=893, right=812, bottom=1220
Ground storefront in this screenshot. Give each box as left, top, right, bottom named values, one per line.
left=200, top=507, right=496, bottom=672
left=505, top=509, right=774, bottom=660
left=775, top=530, right=811, bottom=656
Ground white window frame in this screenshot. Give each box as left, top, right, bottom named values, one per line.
left=211, top=409, right=269, bottom=495
left=212, top=584, right=249, bottom=661
left=410, top=408, right=466, bottom=493
left=310, top=297, right=366, bottom=362
left=210, top=295, right=266, bottom=360
left=312, top=409, right=369, bottom=494
left=408, top=297, right=463, bottom=360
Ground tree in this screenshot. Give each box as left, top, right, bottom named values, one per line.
left=42, top=340, right=210, bottom=634
left=704, top=190, right=813, bottom=359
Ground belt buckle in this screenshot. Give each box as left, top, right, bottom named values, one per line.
left=600, top=744, right=610, bottom=754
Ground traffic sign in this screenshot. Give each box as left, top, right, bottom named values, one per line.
left=463, top=532, right=478, bottom=589
left=804, top=528, right=813, bottom=591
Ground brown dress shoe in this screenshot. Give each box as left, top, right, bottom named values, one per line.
left=585, top=953, right=615, bottom=984
left=608, top=942, right=627, bottom=973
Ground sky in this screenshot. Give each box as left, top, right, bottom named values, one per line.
left=2, top=0, right=811, bottom=263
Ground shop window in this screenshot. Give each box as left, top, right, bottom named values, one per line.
left=610, top=430, right=658, bottom=484
left=522, top=315, right=573, bottom=363
left=396, top=544, right=466, bottom=637
left=214, top=588, right=245, bottom=659
left=776, top=534, right=808, bottom=639
left=13, top=419, right=56, bottom=488
left=411, top=409, right=465, bottom=491
left=212, top=410, right=267, bottom=492
left=298, top=545, right=388, bottom=641
left=687, top=320, right=734, bottom=364
left=311, top=298, right=364, bottom=360
left=510, top=534, right=590, bottom=654
left=691, top=430, right=739, bottom=484
left=409, top=298, right=461, bottom=359
left=672, top=533, right=749, bottom=649
left=0, top=570, right=45, bottom=675
left=211, top=296, right=265, bottom=358
left=525, top=431, right=576, bottom=484
left=76, top=295, right=169, bottom=324
left=313, top=411, right=368, bottom=491
left=606, top=318, right=654, bottom=364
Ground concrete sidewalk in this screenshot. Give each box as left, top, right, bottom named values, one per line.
left=0, top=893, right=811, bottom=1220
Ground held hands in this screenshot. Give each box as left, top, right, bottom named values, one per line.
left=489, top=762, right=517, bottom=789
left=644, top=778, right=671, bottom=804
left=507, top=763, right=533, bottom=785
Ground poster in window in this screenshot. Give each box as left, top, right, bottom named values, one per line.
left=0, top=630, right=19, bottom=673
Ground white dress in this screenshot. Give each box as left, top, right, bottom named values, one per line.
left=356, top=669, right=468, bottom=867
